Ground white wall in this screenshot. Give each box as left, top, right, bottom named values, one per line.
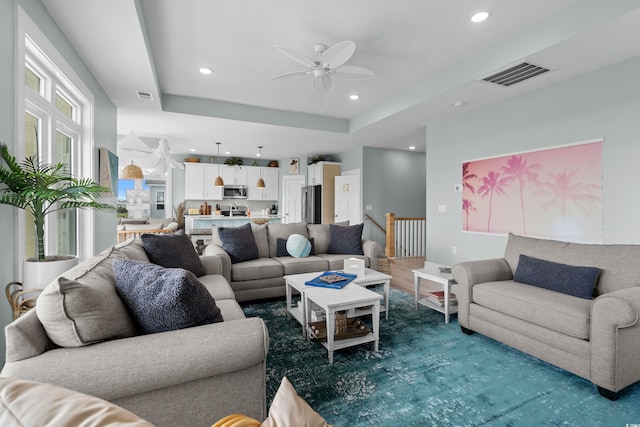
left=0, top=0, right=117, bottom=365
left=426, top=55, right=640, bottom=266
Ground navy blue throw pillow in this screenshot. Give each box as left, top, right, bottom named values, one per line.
left=141, top=233, right=205, bottom=277
left=113, top=259, right=223, bottom=334
left=276, top=237, right=315, bottom=257
left=217, top=223, right=259, bottom=264
left=327, top=223, right=364, bottom=255
left=513, top=254, right=600, bottom=299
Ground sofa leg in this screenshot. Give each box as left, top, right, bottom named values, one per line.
left=597, top=386, right=620, bottom=401
left=460, top=326, right=475, bottom=335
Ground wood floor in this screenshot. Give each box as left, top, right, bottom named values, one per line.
left=388, top=256, right=444, bottom=298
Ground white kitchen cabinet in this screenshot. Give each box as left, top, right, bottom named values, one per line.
left=307, top=161, right=341, bottom=186
left=184, top=163, right=223, bottom=200
left=221, top=165, right=247, bottom=185
left=246, top=166, right=279, bottom=200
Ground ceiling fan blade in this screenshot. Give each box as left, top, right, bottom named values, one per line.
left=332, top=65, right=375, bottom=79
left=274, top=45, right=315, bottom=68
left=271, top=70, right=311, bottom=80
left=313, top=74, right=332, bottom=93
left=320, top=40, right=356, bottom=69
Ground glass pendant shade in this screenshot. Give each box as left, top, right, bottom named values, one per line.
left=122, top=161, right=143, bottom=179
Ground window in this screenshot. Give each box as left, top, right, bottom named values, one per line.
left=17, top=7, right=95, bottom=264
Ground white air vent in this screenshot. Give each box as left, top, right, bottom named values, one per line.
left=137, top=91, right=153, bottom=100
left=481, top=62, right=550, bottom=87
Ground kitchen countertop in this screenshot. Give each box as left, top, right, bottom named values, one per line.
left=185, top=214, right=282, bottom=219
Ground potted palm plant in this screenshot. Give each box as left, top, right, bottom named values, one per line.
left=0, top=142, right=115, bottom=289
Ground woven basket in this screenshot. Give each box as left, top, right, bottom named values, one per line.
left=377, top=256, right=391, bottom=275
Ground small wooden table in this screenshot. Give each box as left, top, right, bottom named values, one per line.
left=413, top=262, right=458, bottom=324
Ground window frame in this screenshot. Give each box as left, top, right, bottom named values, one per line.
left=16, top=6, right=96, bottom=273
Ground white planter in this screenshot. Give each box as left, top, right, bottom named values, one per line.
left=22, top=256, right=79, bottom=290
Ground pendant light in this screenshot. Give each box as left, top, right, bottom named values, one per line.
left=256, top=146, right=266, bottom=189
left=214, top=142, right=224, bottom=187
left=122, top=161, right=143, bottom=179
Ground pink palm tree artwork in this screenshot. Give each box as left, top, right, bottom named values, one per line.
left=461, top=140, right=603, bottom=243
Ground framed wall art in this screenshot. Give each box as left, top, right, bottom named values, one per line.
left=462, top=139, right=603, bottom=243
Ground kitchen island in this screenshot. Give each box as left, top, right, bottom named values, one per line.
left=186, top=215, right=283, bottom=245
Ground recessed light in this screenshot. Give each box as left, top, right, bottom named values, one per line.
left=409, top=146, right=416, bottom=150
left=453, top=101, right=467, bottom=107
left=190, top=148, right=196, bottom=152
left=224, top=151, right=231, bottom=155
left=471, top=11, right=489, bottom=23
left=199, top=67, right=213, bottom=75
left=349, top=94, right=360, bottom=101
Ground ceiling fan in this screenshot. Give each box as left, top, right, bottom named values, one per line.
left=271, top=40, right=374, bottom=94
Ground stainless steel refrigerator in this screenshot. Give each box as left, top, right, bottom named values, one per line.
left=301, top=185, right=322, bottom=224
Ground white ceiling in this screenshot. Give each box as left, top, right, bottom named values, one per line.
left=42, top=0, right=640, bottom=160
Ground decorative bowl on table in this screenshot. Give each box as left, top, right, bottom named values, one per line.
left=251, top=218, right=269, bottom=225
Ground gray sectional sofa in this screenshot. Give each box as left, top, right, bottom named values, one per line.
left=204, top=222, right=383, bottom=302
left=452, top=233, right=640, bottom=400
left=1, top=238, right=269, bottom=427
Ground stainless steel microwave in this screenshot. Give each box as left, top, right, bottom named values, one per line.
left=223, top=185, right=248, bottom=199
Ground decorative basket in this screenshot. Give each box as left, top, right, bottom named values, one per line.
left=251, top=218, right=269, bottom=225
left=377, top=256, right=391, bottom=275
left=307, top=316, right=370, bottom=342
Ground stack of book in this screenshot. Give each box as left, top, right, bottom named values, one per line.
left=426, top=290, right=457, bottom=307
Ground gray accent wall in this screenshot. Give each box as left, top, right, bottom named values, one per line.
left=426, top=55, right=640, bottom=266
left=362, top=147, right=426, bottom=248
left=1, top=0, right=117, bottom=365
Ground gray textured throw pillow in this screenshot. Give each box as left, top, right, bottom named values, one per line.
left=217, top=223, right=259, bottom=264
left=141, top=233, right=205, bottom=276
left=112, top=259, right=223, bottom=334
left=327, top=223, right=364, bottom=255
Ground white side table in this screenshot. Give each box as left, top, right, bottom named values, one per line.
left=413, top=262, right=457, bottom=324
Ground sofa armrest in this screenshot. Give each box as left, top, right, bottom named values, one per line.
left=1, top=317, right=269, bottom=402
left=203, top=244, right=232, bottom=281
left=452, top=258, right=512, bottom=328
left=590, top=287, right=640, bottom=392
left=199, top=254, right=224, bottom=276
left=362, top=240, right=382, bottom=271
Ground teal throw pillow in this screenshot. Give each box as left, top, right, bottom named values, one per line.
left=286, top=234, right=312, bottom=258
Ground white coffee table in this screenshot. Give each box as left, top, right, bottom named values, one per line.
left=303, top=284, right=382, bottom=363
left=284, top=268, right=391, bottom=327
left=413, top=262, right=458, bottom=324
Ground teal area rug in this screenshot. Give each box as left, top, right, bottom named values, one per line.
left=242, top=288, right=640, bottom=426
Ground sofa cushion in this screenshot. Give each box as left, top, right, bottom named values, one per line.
left=472, top=280, right=593, bottom=340
left=114, top=237, right=150, bottom=262
left=231, top=258, right=284, bottom=282
left=217, top=223, right=260, bottom=264
left=306, top=221, right=349, bottom=254
left=0, top=378, right=154, bottom=427
left=36, top=246, right=137, bottom=348
left=198, top=274, right=237, bottom=301
left=277, top=256, right=329, bottom=275
left=514, top=254, right=600, bottom=299
left=317, top=254, right=369, bottom=271
left=141, top=234, right=206, bottom=276
left=215, top=299, right=247, bottom=322
left=252, top=224, right=270, bottom=258
left=113, top=259, right=223, bottom=334
left=327, top=223, right=364, bottom=255
left=268, top=223, right=309, bottom=257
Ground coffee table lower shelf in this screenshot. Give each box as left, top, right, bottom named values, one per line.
left=307, top=318, right=370, bottom=341
left=416, top=297, right=458, bottom=317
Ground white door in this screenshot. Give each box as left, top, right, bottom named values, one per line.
left=282, top=174, right=306, bottom=224
left=335, top=172, right=361, bottom=224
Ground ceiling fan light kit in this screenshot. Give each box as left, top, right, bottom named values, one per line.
left=271, top=40, right=374, bottom=107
